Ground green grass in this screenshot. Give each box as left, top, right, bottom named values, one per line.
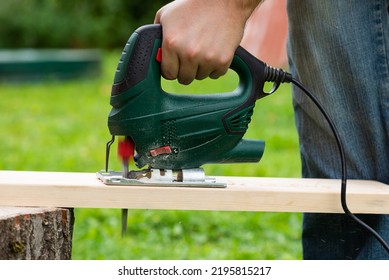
left=0, top=51, right=302, bottom=259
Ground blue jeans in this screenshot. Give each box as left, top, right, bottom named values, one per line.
left=287, top=0, right=389, bottom=259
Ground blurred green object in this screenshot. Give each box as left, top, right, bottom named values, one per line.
left=0, top=49, right=101, bottom=82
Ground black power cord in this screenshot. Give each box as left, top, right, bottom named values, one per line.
left=265, top=65, right=389, bottom=255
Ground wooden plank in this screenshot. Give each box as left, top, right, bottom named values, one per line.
left=0, top=170, right=388, bottom=214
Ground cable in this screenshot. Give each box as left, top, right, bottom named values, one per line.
left=265, top=65, right=389, bottom=255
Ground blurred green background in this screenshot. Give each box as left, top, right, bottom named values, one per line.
left=0, top=0, right=302, bottom=259
left=0, top=0, right=169, bottom=49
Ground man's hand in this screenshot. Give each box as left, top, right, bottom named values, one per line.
left=154, top=0, right=261, bottom=85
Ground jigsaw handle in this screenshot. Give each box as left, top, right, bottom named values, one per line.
left=110, top=24, right=271, bottom=101
left=231, top=45, right=269, bottom=100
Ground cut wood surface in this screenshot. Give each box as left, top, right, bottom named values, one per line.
left=0, top=170, right=389, bottom=214
left=0, top=207, right=74, bottom=260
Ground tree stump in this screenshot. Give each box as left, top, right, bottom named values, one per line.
left=0, top=207, right=74, bottom=260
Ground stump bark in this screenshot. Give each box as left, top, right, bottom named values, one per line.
left=0, top=207, right=74, bottom=260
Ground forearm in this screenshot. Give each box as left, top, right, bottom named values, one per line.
left=234, top=0, right=264, bottom=18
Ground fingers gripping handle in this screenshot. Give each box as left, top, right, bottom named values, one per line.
left=110, top=24, right=284, bottom=100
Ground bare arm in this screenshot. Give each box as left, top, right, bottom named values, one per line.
left=154, top=0, right=262, bottom=85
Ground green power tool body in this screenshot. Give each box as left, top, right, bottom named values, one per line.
left=98, top=24, right=283, bottom=187
left=95, top=24, right=389, bottom=251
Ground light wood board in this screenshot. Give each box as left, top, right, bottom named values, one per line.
left=0, top=170, right=389, bottom=214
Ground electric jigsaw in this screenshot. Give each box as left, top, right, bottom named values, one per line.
left=97, top=24, right=288, bottom=188
left=95, top=24, right=389, bottom=252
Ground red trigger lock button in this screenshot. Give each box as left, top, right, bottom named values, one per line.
left=156, top=48, right=162, bottom=62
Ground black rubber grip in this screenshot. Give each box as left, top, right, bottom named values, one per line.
left=111, top=25, right=162, bottom=95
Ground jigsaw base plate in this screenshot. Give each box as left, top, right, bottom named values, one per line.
left=96, top=170, right=226, bottom=188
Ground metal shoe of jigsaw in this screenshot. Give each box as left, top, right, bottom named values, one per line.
left=97, top=24, right=286, bottom=235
